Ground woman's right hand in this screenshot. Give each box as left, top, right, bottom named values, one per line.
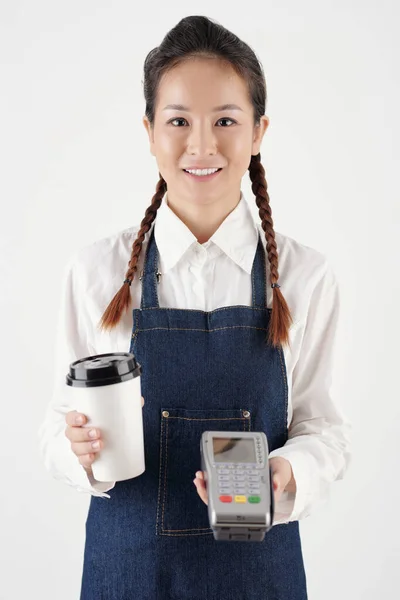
left=64, top=396, right=145, bottom=472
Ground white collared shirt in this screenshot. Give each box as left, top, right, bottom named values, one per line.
left=37, top=191, right=351, bottom=525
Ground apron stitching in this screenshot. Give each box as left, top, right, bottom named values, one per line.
left=251, top=249, right=256, bottom=303
left=135, top=306, right=272, bottom=313
left=162, top=529, right=214, bottom=533
left=155, top=413, right=164, bottom=536
left=131, top=311, right=139, bottom=344
left=159, top=532, right=214, bottom=536
left=278, top=346, right=289, bottom=442
left=163, top=417, right=250, bottom=421
left=133, top=326, right=269, bottom=333
left=261, top=237, right=267, bottom=308
left=161, top=416, right=169, bottom=531
left=151, top=248, right=158, bottom=303
left=278, top=346, right=288, bottom=395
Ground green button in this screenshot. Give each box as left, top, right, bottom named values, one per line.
left=248, top=496, right=261, bottom=503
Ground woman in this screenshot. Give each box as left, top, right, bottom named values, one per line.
left=39, top=15, right=351, bottom=600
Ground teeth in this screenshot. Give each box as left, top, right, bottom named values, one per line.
left=185, top=168, right=219, bottom=176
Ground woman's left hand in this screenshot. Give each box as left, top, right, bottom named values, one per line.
left=193, top=456, right=295, bottom=506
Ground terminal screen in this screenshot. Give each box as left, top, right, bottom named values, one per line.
left=212, top=437, right=256, bottom=463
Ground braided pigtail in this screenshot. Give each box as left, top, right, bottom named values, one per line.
left=98, top=176, right=167, bottom=331
left=248, top=153, right=293, bottom=348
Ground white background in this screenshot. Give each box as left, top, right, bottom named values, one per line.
left=1, top=1, right=399, bottom=598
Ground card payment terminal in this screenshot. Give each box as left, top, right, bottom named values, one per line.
left=200, top=431, right=274, bottom=541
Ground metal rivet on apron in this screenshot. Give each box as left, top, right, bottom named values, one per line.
left=162, top=411, right=169, bottom=418
left=242, top=410, right=251, bottom=418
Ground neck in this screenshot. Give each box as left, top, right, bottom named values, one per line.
left=166, top=190, right=241, bottom=244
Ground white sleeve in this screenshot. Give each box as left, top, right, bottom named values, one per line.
left=37, top=255, right=115, bottom=499
left=269, top=260, right=352, bottom=524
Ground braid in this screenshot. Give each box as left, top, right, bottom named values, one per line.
left=248, top=153, right=293, bottom=348
left=98, top=175, right=167, bottom=331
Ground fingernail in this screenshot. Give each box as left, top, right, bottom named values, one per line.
left=76, top=416, right=84, bottom=425
left=91, top=440, right=100, bottom=449
left=88, top=429, right=97, bottom=438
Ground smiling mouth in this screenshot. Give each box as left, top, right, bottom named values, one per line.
left=182, top=168, right=223, bottom=180
left=182, top=168, right=223, bottom=172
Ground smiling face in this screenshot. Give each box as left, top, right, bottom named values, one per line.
left=143, top=56, right=269, bottom=214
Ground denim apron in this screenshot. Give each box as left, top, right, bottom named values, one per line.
left=80, top=225, right=308, bottom=600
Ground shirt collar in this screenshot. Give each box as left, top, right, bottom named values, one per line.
left=154, top=190, right=259, bottom=274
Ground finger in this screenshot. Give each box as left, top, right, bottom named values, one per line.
left=195, top=471, right=204, bottom=480
left=65, top=425, right=101, bottom=443
left=193, top=477, right=208, bottom=506
left=141, top=396, right=145, bottom=407
left=79, top=453, right=96, bottom=469
left=65, top=411, right=87, bottom=427
left=71, top=438, right=103, bottom=456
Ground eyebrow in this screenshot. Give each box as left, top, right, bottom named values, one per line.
left=162, top=103, right=243, bottom=112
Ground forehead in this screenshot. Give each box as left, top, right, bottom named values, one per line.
left=155, top=57, right=252, bottom=112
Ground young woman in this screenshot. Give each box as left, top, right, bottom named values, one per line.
left=39, top=15, right=351, bottom=600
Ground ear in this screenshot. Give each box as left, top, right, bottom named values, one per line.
left=251, top=115, right=269, bottom=156
left=142, top=116, right=156, bottom=156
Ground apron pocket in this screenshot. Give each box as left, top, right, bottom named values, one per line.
left=156, top=407, right=252, bottom=537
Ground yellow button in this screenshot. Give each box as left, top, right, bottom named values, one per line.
left=234, top=495, right=247, bottom=503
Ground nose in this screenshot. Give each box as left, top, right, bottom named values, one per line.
left=186, top=121, right=217, bottom=156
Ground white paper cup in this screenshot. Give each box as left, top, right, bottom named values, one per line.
left=66, top=353, right=145, bottom=482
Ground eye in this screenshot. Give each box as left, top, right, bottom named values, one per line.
left=216, top=118, right=236, bottom=127
left=169, top=118, right=187, bottom=127
left=168, top=117, right=236, bottom=127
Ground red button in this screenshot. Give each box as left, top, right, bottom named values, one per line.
left=219, top=495, right=233, bottom=502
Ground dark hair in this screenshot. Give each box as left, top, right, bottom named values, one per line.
left=99, top=15, right=293, bottom=347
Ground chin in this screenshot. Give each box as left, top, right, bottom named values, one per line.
left=186, top=193, right=223, bottom=206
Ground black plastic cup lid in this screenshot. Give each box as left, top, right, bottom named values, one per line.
left=66, top=352, right=142, bottom=388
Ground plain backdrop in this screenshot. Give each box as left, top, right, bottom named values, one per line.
left=1, top=1, right=399, bottom=599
